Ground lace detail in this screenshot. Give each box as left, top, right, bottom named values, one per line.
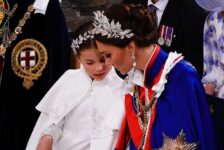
left=91, top=107, right=112, bottom=138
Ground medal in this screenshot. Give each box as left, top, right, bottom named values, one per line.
left=165, top=39, right=171, bottom=47
left=158, top=37, right=164, bottom=45
left=158, top=25, right=165, bottom=46
left=164, top=26, right=174, bottom=47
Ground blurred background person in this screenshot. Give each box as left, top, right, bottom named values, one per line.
left=122, top=0, right=208, bottom=77
left=196, top=0, right=224, bottom=149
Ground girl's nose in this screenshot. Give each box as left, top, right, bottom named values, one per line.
left=96, top=64, right=103, bottom=71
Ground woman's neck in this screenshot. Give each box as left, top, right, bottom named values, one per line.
left=135, top=44, right=156, bottom=71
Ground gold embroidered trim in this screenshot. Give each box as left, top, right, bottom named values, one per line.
left=157, top=130, right=197, bottom=150
left=11, top=39, right=48, bottom=89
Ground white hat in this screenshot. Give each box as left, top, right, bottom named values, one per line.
left=195, top=0, right=224, bottom=11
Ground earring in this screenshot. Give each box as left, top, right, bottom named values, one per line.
left=131, top=53, right=136, bottom=67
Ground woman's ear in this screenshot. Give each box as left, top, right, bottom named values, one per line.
left=127, top=41, right=136, bottom=53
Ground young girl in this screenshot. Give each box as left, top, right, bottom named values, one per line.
left=92, top=4, right=216, bottom=150
left=26, top=22, right=124, bottom=150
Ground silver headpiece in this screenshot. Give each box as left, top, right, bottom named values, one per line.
left=71, top=11, right=134, bottom=54
left=92, top=11, right=134, bottom=39
left=71, top=31, right=94, bottom=55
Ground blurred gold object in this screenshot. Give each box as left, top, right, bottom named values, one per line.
left=158, top=130, right=197, bottom=150
left=0, top=0, right=6, bottom=25
left=11, top=39, right=48, bottom=89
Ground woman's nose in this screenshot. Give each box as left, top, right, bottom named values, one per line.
left=105, top=58, right=112, bottom=65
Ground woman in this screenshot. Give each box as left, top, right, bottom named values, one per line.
left=195, top=0, right=224, bottom=149
left=26, top=22, right=124, bottom=150
left=92, top=4, right=216, bottom=149
left=196, top=0, right=224, bottom=100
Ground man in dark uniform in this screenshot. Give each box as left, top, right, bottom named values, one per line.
left=122, top=0, right=208, bottom=77
left=0, top=0, right=70, bottom=149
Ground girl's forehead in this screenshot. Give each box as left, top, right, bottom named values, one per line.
left=79, top=48, right=103, bottom=58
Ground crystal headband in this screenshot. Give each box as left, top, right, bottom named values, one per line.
left=71, top=31, right=94, bottom=55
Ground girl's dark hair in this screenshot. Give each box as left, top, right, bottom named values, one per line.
left=72, top=21, right=97, bottom=56
left=95, top=4, right=158, bottom=48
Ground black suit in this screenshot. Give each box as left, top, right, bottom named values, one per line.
left=123, top=0, right=208, bottom=77
left=0, top=0, right=70, bottom=149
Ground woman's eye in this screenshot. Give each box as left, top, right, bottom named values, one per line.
left=104, top=53, right=111, bottom=58
left=99, top=57, right=106, bottom=63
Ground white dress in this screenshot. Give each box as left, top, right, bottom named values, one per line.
left=202, top=11, right=224, bottom=99
left=26, top=66, right=124, bottom=150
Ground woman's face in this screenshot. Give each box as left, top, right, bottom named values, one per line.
left=96, top=40, right=133, bottom=74
left=79, top=48, right=112, bottom=81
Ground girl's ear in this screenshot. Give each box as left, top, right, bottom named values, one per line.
left=74, top=55, right=81, bottom=68
left=76, top=55, right=81, bottom=61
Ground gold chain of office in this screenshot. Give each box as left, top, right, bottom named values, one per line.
left=0, top=4, right=34, bottom=56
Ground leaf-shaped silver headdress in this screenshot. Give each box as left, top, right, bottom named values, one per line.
left=92, top=11, right=134, bottom=39
left=71, top=11, right=134, bottom=54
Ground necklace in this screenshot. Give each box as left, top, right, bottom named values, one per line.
left=0, top=4, right=34, bottom=85
left=0, top=3, right=18, bottom=38
left=0, top=4, right=34, bottom=57
left=133, top=85, right=157, bottom=150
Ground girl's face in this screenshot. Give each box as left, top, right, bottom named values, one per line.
left=79, top=48, right=112, bottom=81
left=96, top=40, right=133, bottom=75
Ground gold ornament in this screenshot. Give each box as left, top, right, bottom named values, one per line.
left=11, top=39, right=48, bottom=89
left=0, top=4, right=33, bottom=56
left=157, top=130, right=197, bottom=150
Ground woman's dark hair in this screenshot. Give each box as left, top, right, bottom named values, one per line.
left=72, top=21, right=97, bottom=56
left=95, top=3, right=158, bottom=48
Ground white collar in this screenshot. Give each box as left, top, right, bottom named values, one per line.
left=80, top=64, right=122, bottom=87
left=132, top=69, right=144, bottom=87
left=124, top=45, right=157, bottom=93
left=123, top=69, right=144, bottom=95
left=33, top=0, right=50, bottom=14
left=147, top=0, right=169, bottom=12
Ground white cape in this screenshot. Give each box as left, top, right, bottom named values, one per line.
left=26, top=66, right=124, bottom=150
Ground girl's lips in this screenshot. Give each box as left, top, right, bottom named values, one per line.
left=94, top=72, right=105, bottom=76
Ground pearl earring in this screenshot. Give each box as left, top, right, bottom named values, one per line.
left=131, top=53, right=136, bottom=67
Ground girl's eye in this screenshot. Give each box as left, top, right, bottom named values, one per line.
left=86, top=61, right=94, bottom=65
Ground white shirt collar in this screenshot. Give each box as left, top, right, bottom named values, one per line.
left=33, top=0, right=50, bottom=14
left=147, top=0, right=168, bottom=12
left=132, top=69, right=144, bottom=87
left=123, top=45, right=158, bottom=94
left=147, top=0, right=169, bottom=25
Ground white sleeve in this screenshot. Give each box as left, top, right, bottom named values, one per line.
left=41, top=118, right=64, bottom=144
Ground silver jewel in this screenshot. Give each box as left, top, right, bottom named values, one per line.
left=158, top=37, right=165, bottom=45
